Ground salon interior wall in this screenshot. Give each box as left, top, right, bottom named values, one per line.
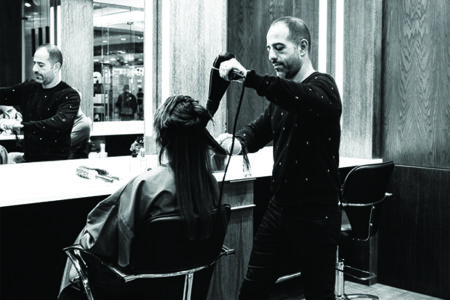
left=223, top=0, right=450, bottom=298
left=330, top=0, right=450, bottom=297
left=224, top=0, right=379, bottom=156
left=377, top=0, right=450, bottom=298
left=60, top=0, right=94, bottom=119
left=162, top=0, right=320, bottom=138
left=224, top=0, right=381, bottom=160
left=225, top=0, right=321, bottom=138
left=340, top=0, right=383, bottom=159
left=0, top=1, right=24, bottom=86
left=161, top=0, right=227, bottom=138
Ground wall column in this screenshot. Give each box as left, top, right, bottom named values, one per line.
left=60, top=0, right=94, bottom=119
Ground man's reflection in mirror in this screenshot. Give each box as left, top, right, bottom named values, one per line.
left=0, top=44, right=80, bottom=163
left=115, top=84, right=137, bottom=121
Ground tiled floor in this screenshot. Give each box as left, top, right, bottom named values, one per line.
left=269, top=276, right=445, bottom=300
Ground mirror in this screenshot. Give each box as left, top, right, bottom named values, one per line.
left=21, top=0, right=145, bottom=124
left=0, top=0, right=148, bottom=161
left=93, top=0, right=144, bottom=122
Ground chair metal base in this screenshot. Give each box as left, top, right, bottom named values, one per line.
left=337, top=294, right=378, bottom=299
left=335, top=258, right=379, bottom=300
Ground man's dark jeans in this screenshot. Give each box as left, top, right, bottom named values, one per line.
left=239, top=199, right=341, bottom=300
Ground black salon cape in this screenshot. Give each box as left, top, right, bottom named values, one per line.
left=59, top=165, right=187, bottom=296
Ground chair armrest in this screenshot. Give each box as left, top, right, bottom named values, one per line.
left=63, top=245, right=95, bottom=300
left=221, top=245, right=236, bottom=256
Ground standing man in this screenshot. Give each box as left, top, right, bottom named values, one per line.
left=0, top=44, right=80, bottom=163
left=136, top=87, right=144, bottom=120
left=219, top=16, right=342, bottom=300
left=115, top=84, right=137, bottom=120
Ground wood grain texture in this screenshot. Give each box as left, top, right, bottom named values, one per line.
left=292, top=0, right=320, bottom=71
left=0, top=1, right=23, bottom=85
left=208, top=180, right=254, bottom=299
left=340, top=0, right=383, bottom=158
left=379, top=2, right=450, bottom=297
left=226, top=0, right=320, bottom=134
left=166, top=0, right=227, bottom=138
left=378, top=165, right=450, bottom=299
left=60, top=0, right=94, bottom=119
left=382, top=0, right=450, bottom=167
left=209, top=208, right=253, bottom=299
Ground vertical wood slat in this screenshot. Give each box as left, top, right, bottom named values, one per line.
left=340, top=0, right=383, bottom=159
left=60, top=0, right=94, bottom=119
left=378, top=165, right=450, bottom=299
left=226, top=0, right=320, bottom=135
left=0, top=1, right=22, bottom=86
left=226, top=0, right=275, bottom=134
left=379, top=3, right=450, bottom=297
left=292, top=0, right=320, bottom=71
left=208, top=181, right=254, bottom=300
left=165, top=0, right=227, bottom=138
left=382, top=0, right=450, bottom=167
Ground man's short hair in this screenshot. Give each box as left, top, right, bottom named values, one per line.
left=36, top=44, right=63, bottom=66
left=271, top=16, right=312, bottom=53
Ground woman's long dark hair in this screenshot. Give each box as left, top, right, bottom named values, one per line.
left=153, top=95, right=220, bottom=240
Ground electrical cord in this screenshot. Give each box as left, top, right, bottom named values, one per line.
left=218, top=77, right=247, bottom=206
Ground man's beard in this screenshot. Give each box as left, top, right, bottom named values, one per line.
left=34, top=73, right=44, bottom=83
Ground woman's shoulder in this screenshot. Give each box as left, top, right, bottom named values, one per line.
left=131, top=165, right=175, bottom=190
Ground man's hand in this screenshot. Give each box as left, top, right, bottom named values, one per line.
left=0, top=119, right=23, bottom=131
left=219, top=58, right=247, bottom=81
left=217, top=133, right=242, bottom=155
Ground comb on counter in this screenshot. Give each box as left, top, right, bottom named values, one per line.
left=76, top=166, right=116, bottom=182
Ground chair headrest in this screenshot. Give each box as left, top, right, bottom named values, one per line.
left=342, top=161, right=395, bottom=204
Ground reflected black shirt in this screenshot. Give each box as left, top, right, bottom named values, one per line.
left=0, top=80, right=80, bottom=162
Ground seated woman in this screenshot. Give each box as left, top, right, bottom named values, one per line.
left=58, top=95, right=227, bottom=299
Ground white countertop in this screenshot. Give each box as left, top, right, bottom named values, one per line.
left=0, top=121, right=144, bottom=141
left=0, top=147, right=381, bottom=208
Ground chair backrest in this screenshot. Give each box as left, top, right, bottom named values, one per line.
left=83, top=204, right=231, bottom=300
left=341, top=161, right=395, bottom=241
left=130, top=204, right=231, bottom=273
left=69, top=116, right=92, bottom=159
left=0, top=145, right=8, bottom=164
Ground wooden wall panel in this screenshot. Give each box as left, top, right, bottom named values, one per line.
left=292, top=1, right=320, bottom=69
left=208, top=180, right=254, bottom=300
left=226, top=0, right=276, bottom=133
left=60, top=0, right=94, bottom=119
left=0, top=1, right=23, bottom=85
left=340, top=0, right=383, bottom=158
left=378, top=165, right=450, bottom=299
left=382, top=0, right=450, bottom=167
left=166, top=0, right=227, bottom=137
left=379, top=2, right=450, bottom=297
left=226, top=0, right=321, bottom=135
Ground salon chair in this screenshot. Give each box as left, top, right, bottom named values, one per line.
left=69, top=116, right=92, bottom=159
left=64, top=204, right=234, bottom=300
left=335, top=161, right=395, bottom=300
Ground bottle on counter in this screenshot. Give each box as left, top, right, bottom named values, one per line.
left=88, top=140, right=98, bottom=159
left=98, top=143, right=108, bottom=158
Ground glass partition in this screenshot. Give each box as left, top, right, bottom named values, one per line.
left=93, top=0, right=144, bottom=122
